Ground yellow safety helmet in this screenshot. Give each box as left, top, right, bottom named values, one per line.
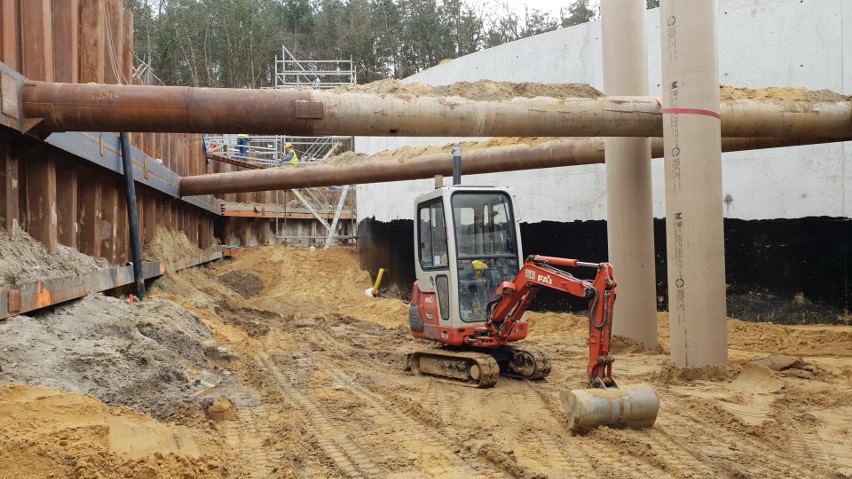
left=285, top=142, right=292, bottom=148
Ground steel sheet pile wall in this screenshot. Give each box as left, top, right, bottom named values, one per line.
left=0, top=0, right=222, bottom=261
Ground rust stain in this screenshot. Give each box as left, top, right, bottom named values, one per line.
left=7, top=287, right=21, bottom=313
left=36, top=282, right=51, bottom=308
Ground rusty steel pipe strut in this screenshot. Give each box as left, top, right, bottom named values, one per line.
left=21, top=81, right=852, bottom=139
left=179, top=137, right=838, bottom=196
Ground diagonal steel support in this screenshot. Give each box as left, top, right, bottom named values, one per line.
left=291, top=188, right=330, bottom=230
left=324, top=185, right=351, bottom=248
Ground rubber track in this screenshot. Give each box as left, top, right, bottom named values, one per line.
left=257, top=353, right=384, bottom=478
left=408, top=348, right=501, bottom=388
left=504, top=344, right=552, bottom=380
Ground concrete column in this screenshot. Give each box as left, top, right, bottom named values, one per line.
left=660, top=0, right=728, bottom=366
left=601, top=0, right=658, bottom=347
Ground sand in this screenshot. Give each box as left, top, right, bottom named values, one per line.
left=2, top=245, right=851, bottom=477
left=0, top=228, right=109, bottom=286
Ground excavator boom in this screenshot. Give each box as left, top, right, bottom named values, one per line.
left=483, top=255, right=659, bottom=432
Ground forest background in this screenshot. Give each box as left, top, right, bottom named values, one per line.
left=125, top=0, right=660, bottom=88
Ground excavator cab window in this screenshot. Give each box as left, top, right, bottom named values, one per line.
left=451, top=192, right=520, bottom=323
left=417, top=199, right=448, bottom=269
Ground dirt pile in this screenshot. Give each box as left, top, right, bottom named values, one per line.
left=334, top=79, right=603, bottom=101
left=0, top=384, right=224, bottom=479
left=720, top=85, right=850, bottom=102
left=0, top=293, right=235, bottom=420
left=0, top=228, right=109, bottom=286
left=143, top=227, right=204, bottom=262
left=213, top=246, right=409, bottom=328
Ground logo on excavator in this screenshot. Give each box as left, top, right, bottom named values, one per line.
left=525, top=270, right=535, bottom=279
left=425, top=296, right=434, bottom=303
left=537, top=274, right=553, bottom=285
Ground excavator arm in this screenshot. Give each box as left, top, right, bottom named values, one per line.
left=483, top=255, right=617, bottom=388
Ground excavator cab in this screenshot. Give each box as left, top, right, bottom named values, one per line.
left=411, top=186, right=525, bottom=338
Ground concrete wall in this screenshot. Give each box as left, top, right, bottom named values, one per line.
left=356, top=0, right=852, bottom=223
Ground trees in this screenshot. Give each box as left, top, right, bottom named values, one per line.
left=561, top=0, right=597, bottom=27
left=126, top=0, right=600, bottom=87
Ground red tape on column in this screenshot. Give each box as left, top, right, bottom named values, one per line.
left=662, top=107, right=721, bottom=119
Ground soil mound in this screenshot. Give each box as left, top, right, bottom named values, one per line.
left=0, top=294, right=235, bottom=420
left=334, top=79, right=603, bottom=100
left=0, top=228, right=109, bottom=285
left=651, top=362, right=741, bottom=385
left=0, top=384, right=223, bottom=478
left=720, top=85, right=849, bottom=102
left=143, top=227, right=203, bottom=262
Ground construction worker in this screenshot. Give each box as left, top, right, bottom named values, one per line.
left=236, top=133, right=249, bottom=158
left=284, top=142, right=299, bottom=166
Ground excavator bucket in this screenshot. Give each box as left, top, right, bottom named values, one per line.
left=559, top=384, right=659, bottom=432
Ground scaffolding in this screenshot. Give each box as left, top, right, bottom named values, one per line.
left=205, top=46, right=357, bottom=248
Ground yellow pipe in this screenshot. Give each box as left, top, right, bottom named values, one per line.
left=371, top=268, right=385, bottom=297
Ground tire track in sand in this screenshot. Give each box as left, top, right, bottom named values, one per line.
left=221, top=397, right=276, bottom=478
left=257, top=353, right=383, bottom=478
left=665, top=412, right=826, bottom=478
left=317, top=357, right=506, bottom=478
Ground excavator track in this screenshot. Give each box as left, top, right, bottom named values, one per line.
left=503, top=345, right=552, bottom=380
left=405, top=349, right=501, bottom=388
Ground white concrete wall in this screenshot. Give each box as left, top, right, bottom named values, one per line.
left=357, top=0, right=852, bottom=222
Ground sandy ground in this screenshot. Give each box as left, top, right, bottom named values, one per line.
left=1, top=246, right=851, bottom=478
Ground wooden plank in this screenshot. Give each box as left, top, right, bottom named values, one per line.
left=122, top=10, right=133, bottom=83
left=24, top=155, right=58, bottom=251
left=20, top=0, right=54, bottom=82
left=0, top=140, right=20, bottom=233
left=77, top=168, right=101, bottom=257
left=52, top=0, right=79, bottom=83
left=100, top=178, right=117, bottom=263
left=55, top=160, right=77, bottom=248
left=79, top=0, right=105, bottom=84
left=115, top=182, right=128, bottom=263
left=103, top=0, right=120, bottom=84
left=0, top=0, right=21, bottom=71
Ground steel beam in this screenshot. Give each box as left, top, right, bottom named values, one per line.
left=0, top=251, right=222, bottom=320
left=180, top=137, right=840, bottom=196
left=20, top=81, right=852, bottom=139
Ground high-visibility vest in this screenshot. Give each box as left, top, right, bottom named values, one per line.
left=288, top=150, right=299, bottom=165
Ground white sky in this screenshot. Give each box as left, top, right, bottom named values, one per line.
left=470, top=0, right=602, bottom=20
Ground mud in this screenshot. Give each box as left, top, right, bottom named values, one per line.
left=2, top=246, right=851, bottom=477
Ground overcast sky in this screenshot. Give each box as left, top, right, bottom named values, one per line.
left=470, top=0, right=602, bottom=19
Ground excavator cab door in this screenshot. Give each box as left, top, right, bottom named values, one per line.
left=450, top=190, right=523, bottom=325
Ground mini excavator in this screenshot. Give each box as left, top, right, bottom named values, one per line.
left=404, top=185, right=659, bottom=430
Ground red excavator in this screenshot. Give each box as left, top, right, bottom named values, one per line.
left=404, top=185, right=659, bottom=430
